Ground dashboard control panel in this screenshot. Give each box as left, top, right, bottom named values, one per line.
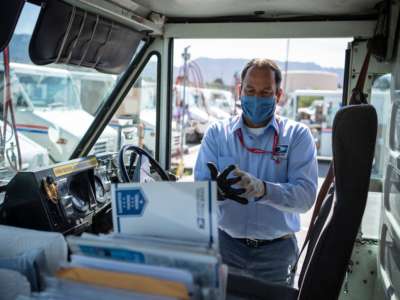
left=0, top=154, right=118, bottom=234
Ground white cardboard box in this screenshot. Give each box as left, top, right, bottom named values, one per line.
left=111, top=181, right=218, bottom=250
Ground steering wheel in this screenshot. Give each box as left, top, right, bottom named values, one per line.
left=118, top=144, right=171, bottom=182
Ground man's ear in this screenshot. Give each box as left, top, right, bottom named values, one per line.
left=237, top=83, right=242, bottom=96
left=276, top=88, right=284, bottom=103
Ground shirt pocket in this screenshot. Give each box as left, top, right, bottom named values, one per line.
left=217, top=156, right=236, bottom=172
left=270, top=154, right=289, bottom=181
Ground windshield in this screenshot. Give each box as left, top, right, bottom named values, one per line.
left=140, top=80, right=157, bottom=110
left=14, top=68, right=81, bottom=109
left=0, top=2, right=144, bottom=182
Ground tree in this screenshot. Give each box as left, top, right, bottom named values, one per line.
left=213, top=78, right=225, bottom=87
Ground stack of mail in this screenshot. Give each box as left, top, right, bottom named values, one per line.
left=17, top=276, right=181, bottom=300
left=32, top=181, right=225, bottom=300
left=64, top=181, right=225, bottom=299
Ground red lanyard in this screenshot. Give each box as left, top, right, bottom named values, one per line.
left=235, top=128, right=280, bottom=163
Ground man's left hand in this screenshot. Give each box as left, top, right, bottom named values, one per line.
left=207, top=162, right=248, bottom=205
left=233, top=167, right=266, bottom=199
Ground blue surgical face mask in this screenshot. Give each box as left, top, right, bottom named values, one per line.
left=241, top=95, right=276, bottom=125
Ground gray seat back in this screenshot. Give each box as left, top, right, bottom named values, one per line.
left=298, top=105, right=377, bottom=300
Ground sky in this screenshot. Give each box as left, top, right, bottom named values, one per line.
left=174, top=38, right=353, bottom=69
left=14, top=3, right=40, bottom=34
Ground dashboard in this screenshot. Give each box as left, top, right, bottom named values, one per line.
left=0, top=153, right=120, bottom=235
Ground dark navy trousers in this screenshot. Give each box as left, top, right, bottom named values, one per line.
left=219, top=229, right=299, bottom=286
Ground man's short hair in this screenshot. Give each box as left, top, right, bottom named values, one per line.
left=241, top=58, right=282, bottom=91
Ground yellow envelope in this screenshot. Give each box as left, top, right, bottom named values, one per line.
left=57, top=266, right=189, bottom=300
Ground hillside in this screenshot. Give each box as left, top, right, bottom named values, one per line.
left=6, top=34, right=344, bottom=86
left=173, top=57, right=344, bottom=86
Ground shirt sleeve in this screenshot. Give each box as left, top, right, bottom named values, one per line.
left=194, top=124, right=218, bottom=181
left=256, top=126, right=318, bottom=213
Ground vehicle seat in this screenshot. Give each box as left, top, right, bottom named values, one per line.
left=227, top=104, right=378, bottom=300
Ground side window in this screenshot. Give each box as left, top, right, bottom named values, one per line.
left=92, top=54, right=159, bottom=157
left=370, top=74, right=391, bottom=178
left=0, top=73, right=30, bottom=110
left=384, top=165, right=400, bottom=223
left=389, top=102, right=400, bottom=152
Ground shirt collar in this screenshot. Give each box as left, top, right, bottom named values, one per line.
left=233, top=114, right=279, bottom=135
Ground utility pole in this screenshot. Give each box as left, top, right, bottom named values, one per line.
left=177, top=46, right=190, bottom=177
left=283, top=39, right=290, bottom=94
left=182, top=46, right=191, bottom=120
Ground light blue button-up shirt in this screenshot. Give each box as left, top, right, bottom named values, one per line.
left=194, top=114, right=318, bottom=240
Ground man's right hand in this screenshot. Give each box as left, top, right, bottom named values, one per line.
left=207, top=162, right=248, bottom=205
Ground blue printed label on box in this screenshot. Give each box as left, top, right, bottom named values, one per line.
left=116, top=188, right=148, bottom=216
left=79, top=245, right=145, bottom=263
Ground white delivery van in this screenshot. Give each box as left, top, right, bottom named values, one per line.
left=0, top=120, right=49, bottom=171
left=174, top=85, right=213, bottom=138
left=200, top=87, right=235, bottom=116
left=281, top=89, right=343, bottom=157
left=4, top=63, right=119, bottom=162
left=124, top=79, right=182, bottom=156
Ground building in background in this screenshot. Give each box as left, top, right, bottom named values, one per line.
left=282, top=71, right=338, bottom=94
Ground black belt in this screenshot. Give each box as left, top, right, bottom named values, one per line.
left=235, top=234, right=293, bottom=248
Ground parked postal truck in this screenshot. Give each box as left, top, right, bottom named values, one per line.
left=1, top=63, right=121, bottom=162
left=0, top=120, right=49, bottom=171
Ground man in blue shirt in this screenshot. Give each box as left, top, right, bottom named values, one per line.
left=194, top=58, right=318, bottom=286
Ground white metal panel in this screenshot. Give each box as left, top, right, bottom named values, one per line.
left=134, top=0, right=378, bottom=18
left=347, top=40, right=392, bottom=103
left=338, top=241, right=379, bottom=300
left=164, top=21, right=376, bottom=39
left=156, top=38, right=172, bottom=168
